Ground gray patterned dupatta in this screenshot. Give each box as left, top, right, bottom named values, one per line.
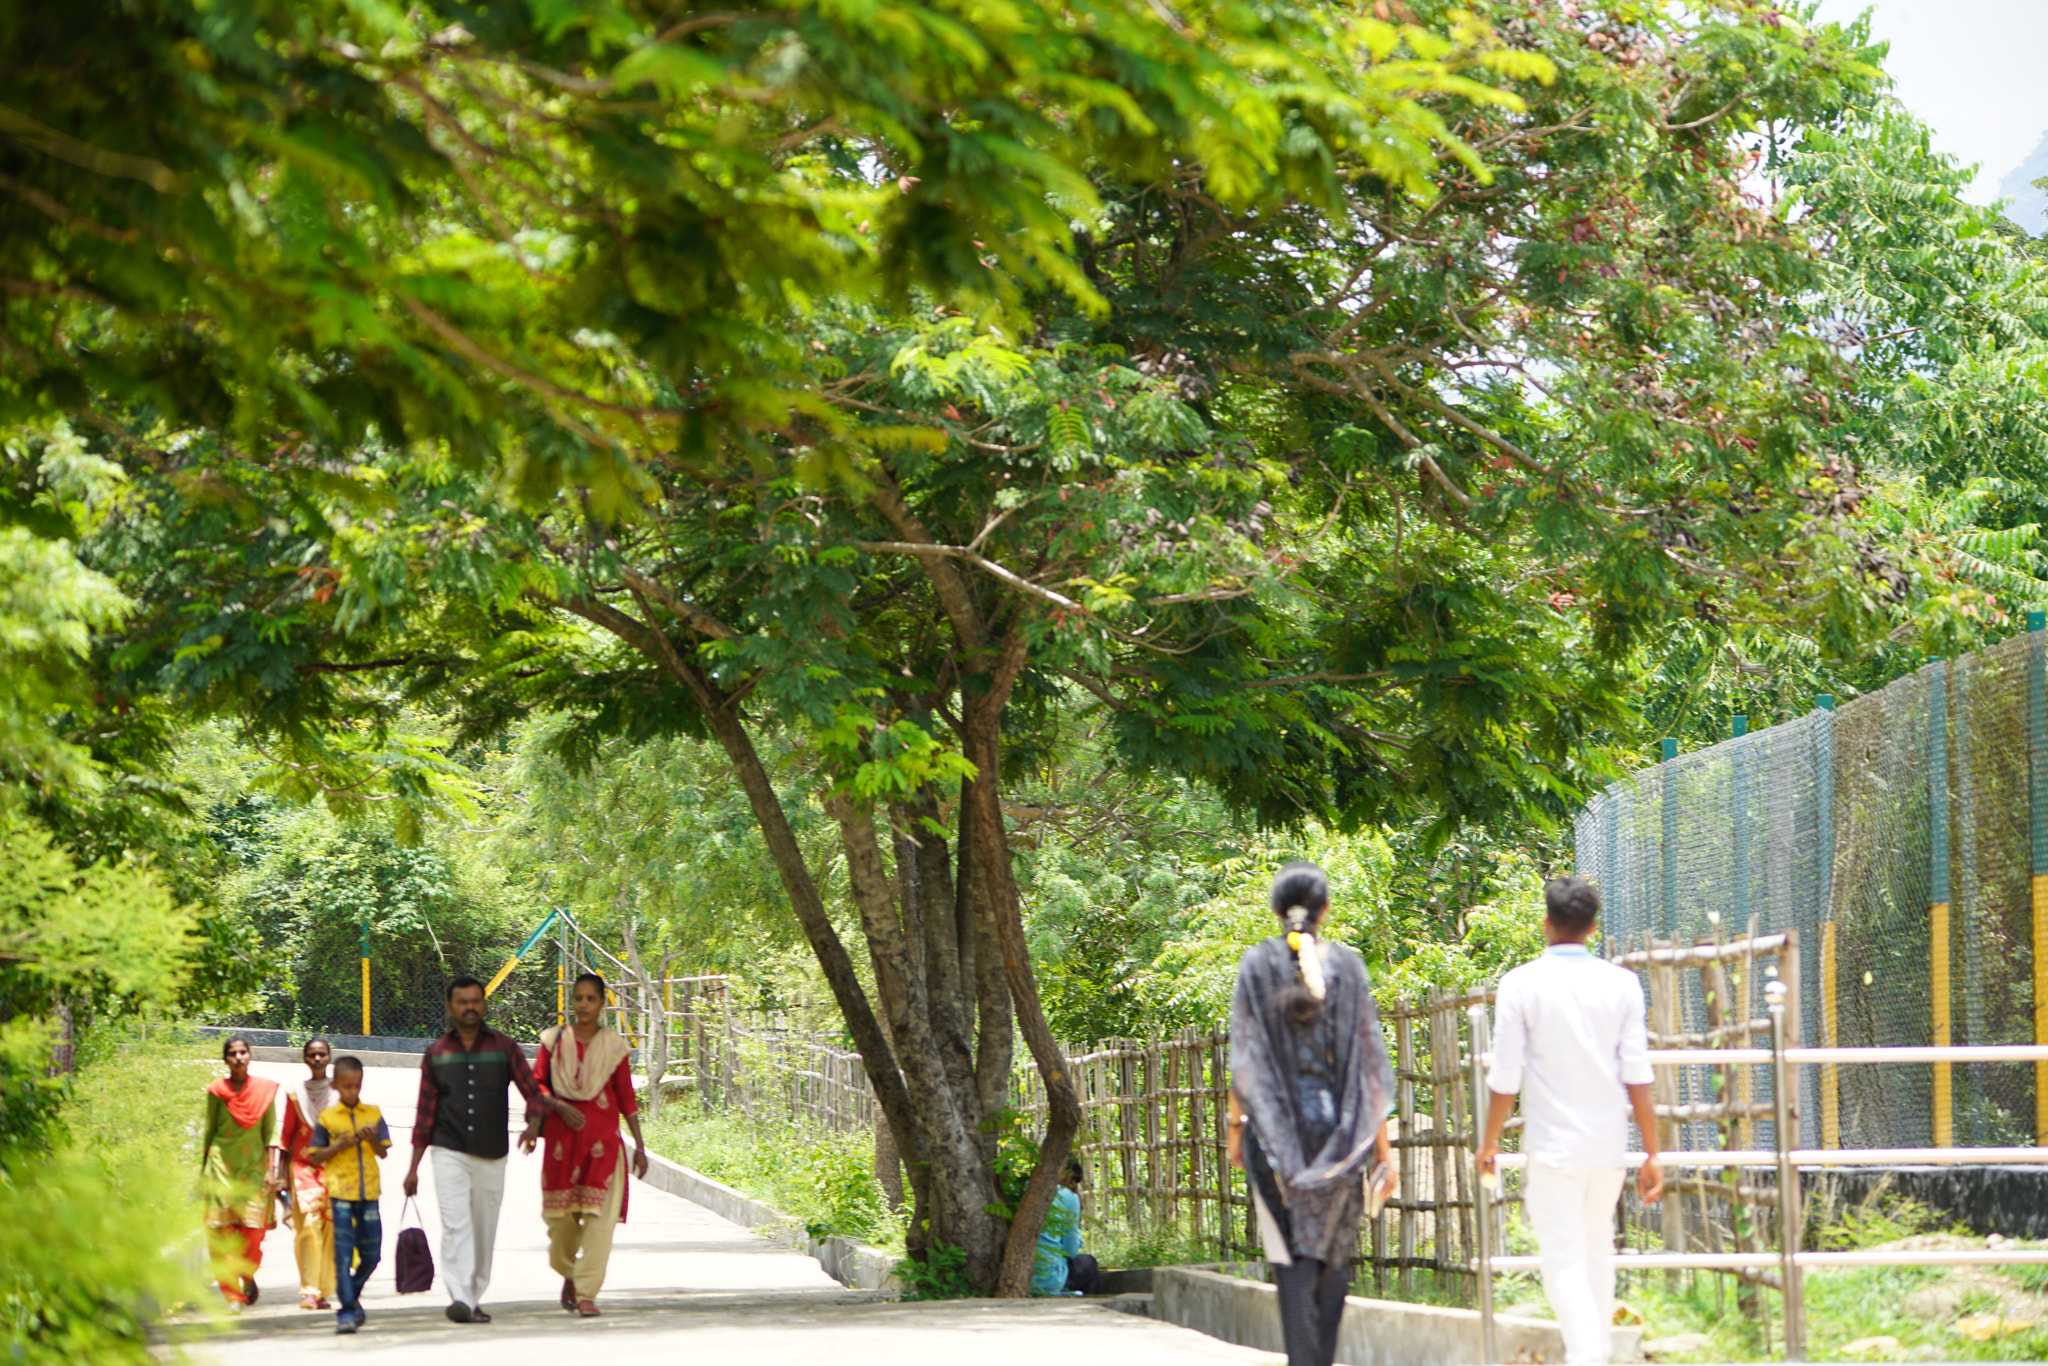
left=1230, top=936, right=1394, bottom=1195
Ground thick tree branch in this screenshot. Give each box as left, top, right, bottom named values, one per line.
left=960, top=630, right=1084, bottom=1297
left=620, top=567, right=738, bottom=641
left=856, top=540, right=1087, bottom=616
left=866, top=479, right=991, bottom=653
left=537, top=584, right=931, bottom=1202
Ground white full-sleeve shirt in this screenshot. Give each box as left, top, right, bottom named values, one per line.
left=1486, top=944, right=1654, bottom=1170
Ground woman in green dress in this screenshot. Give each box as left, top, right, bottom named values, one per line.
left=201, top=1035, right=281, bottom=1308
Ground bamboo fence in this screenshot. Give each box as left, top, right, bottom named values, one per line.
left=560, top=917, right=1792, bottom=1297
left=567, top=935, right=1495, bottom=1295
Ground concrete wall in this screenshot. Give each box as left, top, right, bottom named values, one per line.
left=251, top=1046, right=439, bottom=1069
left=1153, top=1265, right=1641, bottom=1366
left=196, top=1025, right=444, bottom=1055
left=638, top=1151, right=900, bottom=1293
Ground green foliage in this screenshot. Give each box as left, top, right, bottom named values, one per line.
left=980, top=1106, right=1042, bottom=1219
left=894, top=1241, right=975, bottom=1302
left=0, top=1025, right=218, bottom=1365
left=0, top=516, right=129, bottom=789
left=214, top=797, right=555, bottom=1037
left=0, top=805, right=195, bottom=1147
left=1808, top=1194, right=1950, bottom=1252
left=483, top=720, right=822, bottom=981
left=638, top=1109, right=900, bottom=1248
left=796, top=1138, right=893, bottom=1244
left=1127, top=823, right=1546, bottom=1031
left=1085, top=1222, right=1218, bottom=1271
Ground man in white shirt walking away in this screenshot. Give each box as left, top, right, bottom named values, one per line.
left=1477, top=877, right=1664, bottom=1366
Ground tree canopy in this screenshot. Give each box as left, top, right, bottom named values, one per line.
left=6, top=0, right=2048, bottom=1309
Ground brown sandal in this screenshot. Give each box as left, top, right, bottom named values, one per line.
left=576, top=1299, right=600, bottom=1318
left=561, top=1279, right=577, bottom=1312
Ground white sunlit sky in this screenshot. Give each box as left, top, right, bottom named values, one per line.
left=1808, top=0, right=2048, bottom=228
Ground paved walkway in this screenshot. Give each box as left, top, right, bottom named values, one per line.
left=200, top=1062, right=1274, bottom=1366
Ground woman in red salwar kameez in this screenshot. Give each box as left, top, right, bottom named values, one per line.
left=524, top=973, right=649, bottom=1317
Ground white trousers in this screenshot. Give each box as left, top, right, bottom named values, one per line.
left=430, top=1148, right=507, bottom=1309
left=1524, top=1163, right=1626, bottom=1366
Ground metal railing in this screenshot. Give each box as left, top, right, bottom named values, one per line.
left=1469, top=982, right=2048, bottom=1362
left=549, top=910, right=879, bottom=1132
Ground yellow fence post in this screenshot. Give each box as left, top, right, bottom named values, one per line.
left=1929, top=659, right=1953, bottom=1147
left=359, top=915, right=371, bottom=1035
left=1932, top=901, right=1952, bottom=1144
left=1822, top=920, right=1840, bottom=1148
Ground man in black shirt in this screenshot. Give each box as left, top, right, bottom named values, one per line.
left=402, top=976, right=572, bottom=1323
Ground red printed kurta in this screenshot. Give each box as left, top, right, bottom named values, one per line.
left=535, top=1036, right=638, bottom=1220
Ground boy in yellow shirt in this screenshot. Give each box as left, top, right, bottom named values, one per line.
left=308, top=1057, right=392, bottom=1334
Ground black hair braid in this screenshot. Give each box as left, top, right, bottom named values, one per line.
left=1270, top=863, right=1332, bottom=1029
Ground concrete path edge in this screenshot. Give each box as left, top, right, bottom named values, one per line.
left=638, top=1150, right=902, bottom=1293
left=1152, top=1265, right=1643, bottom=1366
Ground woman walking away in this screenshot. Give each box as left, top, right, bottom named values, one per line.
left=1227, top=863, right=1397, bottom=1366
left=279, top=1037, right=337, bottom=1310
left=201, top=1035, right=281, bottom=1310
left=527, top=972, right=649, bottom=1317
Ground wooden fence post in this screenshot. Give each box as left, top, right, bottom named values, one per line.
left=1130, top=1048, right=1146, bottom=1228
left=1397, top=1005, right=1417, bottom=1298
left=1186, top=1032, right=1207, bottom=1248
left=1144, top=1042, right=1163, bottom=1229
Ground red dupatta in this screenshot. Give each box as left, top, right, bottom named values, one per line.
left=207, top=1075, right=278, bottom=1129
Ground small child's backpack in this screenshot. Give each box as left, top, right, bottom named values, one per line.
left=394, top=1198, right=435, bottom=1294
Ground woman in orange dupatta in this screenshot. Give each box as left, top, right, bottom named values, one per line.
left=200, top=1035, right=281, bottom=1308
left=524, top=973, right=648, bottom=1317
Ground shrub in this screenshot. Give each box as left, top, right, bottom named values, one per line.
left=1, top=1025, right=218, bottom=1364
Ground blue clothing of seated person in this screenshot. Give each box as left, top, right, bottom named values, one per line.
left=1032, top=1162, right=1102, bottom=1296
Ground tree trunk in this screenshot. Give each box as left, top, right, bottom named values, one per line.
left=555, top=590, right=936, bottom=1252
left=862, top=480, right=1079, bottom=1297
left=874, top=1114, right=906, bottom=1216
left=830, top=791, right=1006, bottom=1288
left=962, top=641, right=1084, bottom=1298
left=957, top=777, right=1014, bottom=1151
left=899, top=795, right=980, bottom=1129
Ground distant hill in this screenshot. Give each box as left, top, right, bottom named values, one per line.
left=1999, top=129, right=2048, bottom=235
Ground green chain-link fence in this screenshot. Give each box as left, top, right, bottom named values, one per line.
left=1574, top=621, right=2048, bottom=1153
left=222, top=910, right=561, bottom=1044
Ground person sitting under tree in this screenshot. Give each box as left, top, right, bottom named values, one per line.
left=1033, top=1156, right=1101, bottom=1297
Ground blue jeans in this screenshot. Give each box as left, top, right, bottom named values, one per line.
left=331, top=1199, right=383, bottom=1315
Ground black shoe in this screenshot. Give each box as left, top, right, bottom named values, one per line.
left=445, top=1302, right=473, bottom=1324
left=336, top=1316, right=357, bottom=1335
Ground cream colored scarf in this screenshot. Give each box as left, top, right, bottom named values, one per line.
left=540, top=1024, right=631, bottom=1102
